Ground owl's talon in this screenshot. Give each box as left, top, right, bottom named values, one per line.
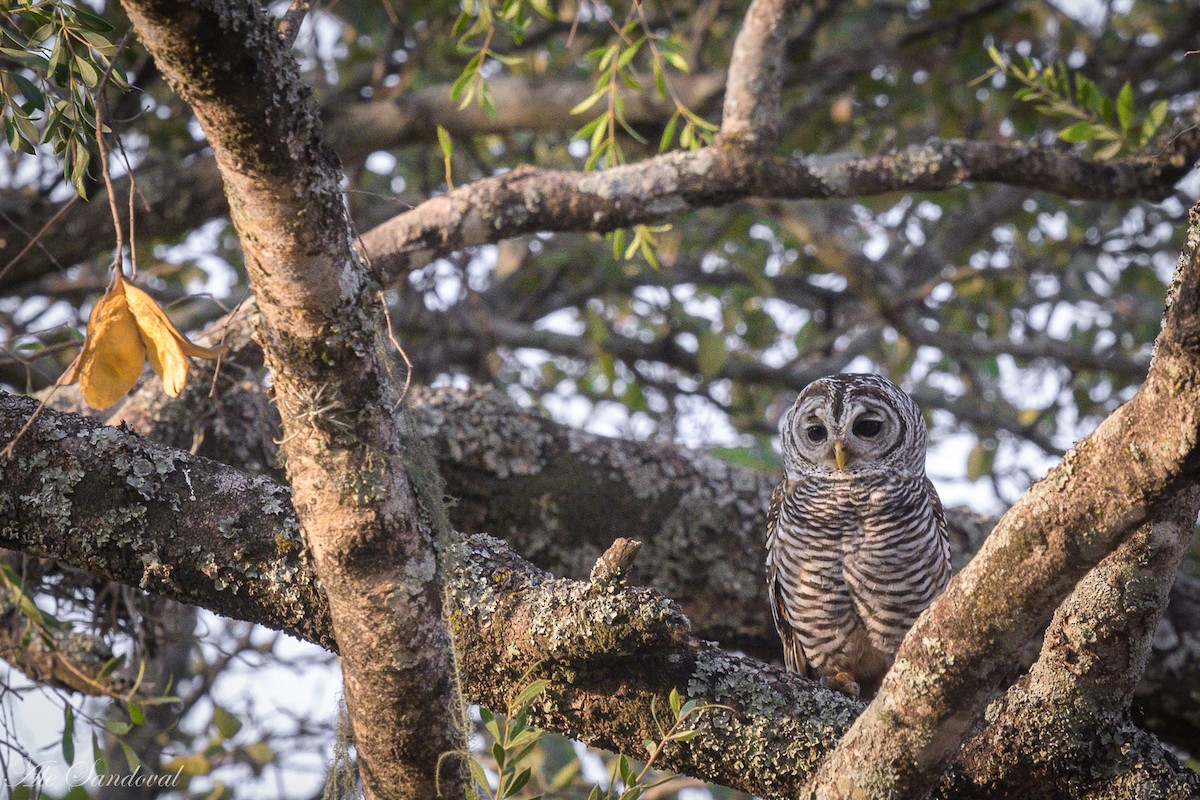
left=819, top=671, right=861, bottom=700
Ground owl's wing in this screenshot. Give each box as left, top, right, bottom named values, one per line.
left=766, top=479, right=809, bottom=675
left=925, top=476, right=952, bottom=587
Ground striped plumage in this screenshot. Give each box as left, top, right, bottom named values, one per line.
left=766, top=374, right=950, bottom=697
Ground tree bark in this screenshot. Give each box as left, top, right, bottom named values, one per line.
left=114, top=1, right=468, bottom=797
left=46, top=320, right=1200, bottom=757
left=803, top=203, right=1200, bottom=799
left=1, top=391, right=1195, bottom=798
left=939, top=488, right=1200, bottom=799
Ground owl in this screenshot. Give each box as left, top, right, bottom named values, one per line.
left=766, top=373, right=950, bottom=698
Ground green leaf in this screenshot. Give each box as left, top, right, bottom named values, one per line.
left=1094, top=139, right=1123, bottom=160
left=598, top=43, right=618, bottom=71
left=480, top=82, right=496, bottom=120
left=98, top=653, right=126, bottom=677
left=616, top=41, right=642, bottom=70
left=659, top=114, right=679, bottom=152
left=0, top=47, right=50, bottom=72
left=213, top=706, right=242, bottom=738
left=103, top=720, right=132, bottom=735
left=1056, top=120, right=1096, bottom=143
left=436, top=125, right=453, bottom=160
left=1077, top=76, right=1103, bottom=114
left=662, top=50, right=689, bottom=72
left=240, top=740, right=275, bottom=771
left=119, top=740, right=143, bottom=773
left=492, top=740, right=506, bottom=770
left=617, top=754, right=634, bottom=784
left=92, top=732, right=107, bottom=776
left=11, top=72, right=44, bottom=112
left=128, top=701, right=145, bottom=726
left=589, top=114, right=609, bottom=154
left=75, top=56, right=100, bottom=89
left=450, top=67, right=474, bottom=102
left=505, top=767, right=532, bottom=797
left=570, top=90, right=605, bottom=116
left=72, top=6, right=116, bottom=33
left=1142, top=99, right=1168, bottom=144
left=1116, top=81, right=1134, bottom=133
left=611, top=227, right=626, bottom=260
left=468, top=757, right=491, bottom=792
left=62, top=705, right=75, bottom=765
left=512, top=679, right=551, bottom=710
left=668, top=688, right=682, bottom=716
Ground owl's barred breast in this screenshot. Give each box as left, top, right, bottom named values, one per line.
left=770, top=471, right=950, bottom=694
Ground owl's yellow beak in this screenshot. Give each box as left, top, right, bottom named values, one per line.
left=834, top=439, right=847, bottom=471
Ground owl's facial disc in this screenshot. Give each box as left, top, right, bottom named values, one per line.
left=786, top=389, right=906, bottom=476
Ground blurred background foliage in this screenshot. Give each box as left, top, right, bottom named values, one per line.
left=1, top=0, right=1199, bottom=797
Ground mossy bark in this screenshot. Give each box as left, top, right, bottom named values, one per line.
left=114, top=1, right=468, bottom=797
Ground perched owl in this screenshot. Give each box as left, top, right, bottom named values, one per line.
left=766, top=373, right=950, bottom=698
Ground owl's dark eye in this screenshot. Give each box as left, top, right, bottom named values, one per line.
left=806, top=424, right=827, bottom=443
left=853, top=418, right=883, bottom=438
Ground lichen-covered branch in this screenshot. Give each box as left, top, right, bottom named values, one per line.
left=803, top=203, right=1200, bottom=799
left=719, top=0, right=804, bottom=144
left=51, top=325, right=1200, bottom=756
left=0, top=392, right=861, bottom=798
left=939, top=488, right=1200, bottom=799
left=3, top=392, right=1196, bottom=798
left=115, top=1, right=467, bottom=797
left=359, top=133, right=1200, bottom=281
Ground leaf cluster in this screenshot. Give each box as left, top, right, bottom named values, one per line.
left=982, top=47, right=1169, bottom=159
left=0, top=0, right=130, bottom=196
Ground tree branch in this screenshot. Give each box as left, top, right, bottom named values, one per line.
left=719, top=0, right=805, bottom=144
left=359, top=134, right=1200, bottom=282
left=115, top=0, right=467, bottom=796
left=940, top=487, right=1200, bottom=798
left=1, top=392, right=1194, bottom=798
left=803, top=202, right=1200, bottom=798
left=46, top=319, right=1200, bottom=755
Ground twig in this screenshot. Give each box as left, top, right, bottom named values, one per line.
left=379, top=291, right=413, bottom=408
left=0, top=196, right=78, bottom=284
left=279, top=0, right=316, bottom=47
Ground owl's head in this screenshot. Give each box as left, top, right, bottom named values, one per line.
left=781, top=373, right=927, bottom=480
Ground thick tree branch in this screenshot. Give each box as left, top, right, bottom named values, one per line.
left=720, top=0, right=804, bottom=144
left=804, top=203, right=1200, bottom=799
left=1, top=393, right=1194, bottom=798
left=359, top=134, right=1200, bottom=281
left=0, top=392, right=859, bottom=798
left=47, top=320, right=1200, bottom=755
left=115, top=1, right=467, bottom=797
left=941, top=488, right=1200, bottom=799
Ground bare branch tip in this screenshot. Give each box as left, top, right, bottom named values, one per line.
left=590, top=537, right=643, bottom=584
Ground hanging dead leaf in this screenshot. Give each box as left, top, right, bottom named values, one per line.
left=63, top=275, right=226, bottom=409
left=122, top=278, right=225, bottom=397
left=62, top=278, right=145, bottom=409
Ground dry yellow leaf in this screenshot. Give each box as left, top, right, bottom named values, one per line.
left=63, top=275, right=227, bottom=409
left=122, top=278, right=225, bottom=397
left=62, top=278, right=145, bottom=410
